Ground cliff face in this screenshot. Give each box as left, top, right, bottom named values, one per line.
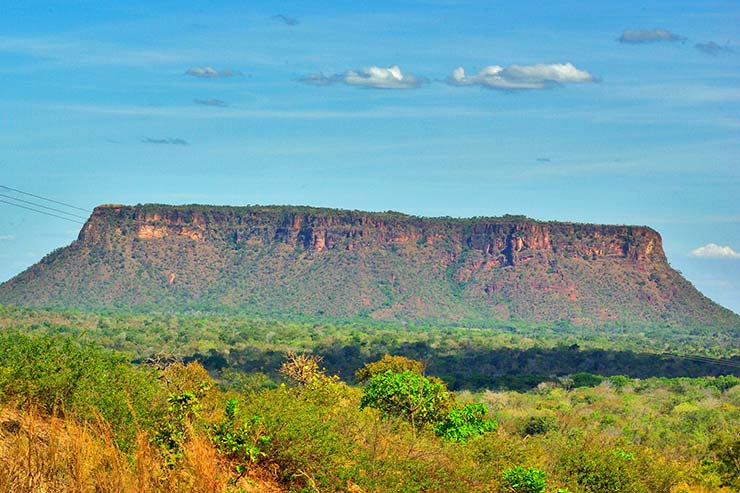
left=1, top=204, right=737, bottom=329
left=78, top=205, right=662, bottom=264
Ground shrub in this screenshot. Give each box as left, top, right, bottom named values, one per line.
left=557, top=444, right=641, bottom=493
left=608, top=375, right=632, bottom=391
left=360, top=370, right=452, bottom=428
left=210, top=398, right=271, bottom=477
left=710, top=433, right=740, bottom=488
left=571, top=373, right=604, bottom=388
left=521, top=415, right=558, bottom=436
left=704, top=375, right=740, bottom=393
left=435, top=403, right=497, bottom=442
left=501, top=466, right=547, bottom=493
left=279, top=351, right=327, bottom=386
left=0, top=333, right=160, bottom=450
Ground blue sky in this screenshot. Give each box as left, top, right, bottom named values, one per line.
left=1, top=0, right=739, bottom=314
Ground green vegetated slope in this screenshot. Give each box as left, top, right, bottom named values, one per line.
left=0, top=204, right=738, bottom=331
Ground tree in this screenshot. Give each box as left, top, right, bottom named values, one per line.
left=360, top=370, right=452, bottom=429
left=279, top=352, right=326, bottom=386
left=355, top=354, right=425, bottom=383
left=434, top=403, right=497, bottom=442
left=711, top=434, right=740, bottom=488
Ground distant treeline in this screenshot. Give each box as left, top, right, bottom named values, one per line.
left=2, top=304, right=739, bottom=391
left=193, top=342, right=740, bottom=391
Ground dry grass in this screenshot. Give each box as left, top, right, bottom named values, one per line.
left=0, top=406, right=285, bottom=493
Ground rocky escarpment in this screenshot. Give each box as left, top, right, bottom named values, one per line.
left=77, top=205, right=662, bottom=264
left=0, top=204, right=737, bottom=329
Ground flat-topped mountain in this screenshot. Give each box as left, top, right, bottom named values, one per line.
left=0, top=204, right=737, bottom=329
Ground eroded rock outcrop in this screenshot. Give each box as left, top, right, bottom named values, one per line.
left=1, top=204, right=736, bottom=330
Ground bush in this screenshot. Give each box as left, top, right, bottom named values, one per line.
left=0, top=333, right=161, bottom=450
left=435, top=403, right=497, bottom=442
left=704, top=375, right=740, bottom=393
left=710, top=433, right=740, bottom=488
left=210, top=398, right=271, bottom=476
left=360, top=370, right=452, bottom=428
left=571, top=373, right=604, bottom=388
left=501, top=466, right=546, bottom=493
left=521, top=415, right=558, bottom=436
left=557, top=444, right=642, bottom=493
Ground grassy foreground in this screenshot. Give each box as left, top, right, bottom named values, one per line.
left=1, top=333, right=740, bottom=492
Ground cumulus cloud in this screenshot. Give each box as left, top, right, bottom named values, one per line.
left=690, top=243, right=740, bottom=259
left=695, top=41, right=735, bottom=56
left=142, top=137, right=189, bottom=145
left=300, top=65, right=424, bottom=89
left=272, top=14, right=298, bottom=26
left=193, top=98, right=228, bottom=107
left=447, top=63, right=596, bottom=90
left=618, top=28, right=686, bottom=44
left=185, top=66, right=241, bottom=78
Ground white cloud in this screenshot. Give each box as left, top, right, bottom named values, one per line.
left=0, top=235, right=15, bottom=241
left=447, top=63, right=596, bottom=90
left=300, top=65, right=424, bottom=89
left=690, top=243, right=740, bottom=259
left=185, top=66, right=242, bottom=78
left=618, top=28, right=686, bottom=44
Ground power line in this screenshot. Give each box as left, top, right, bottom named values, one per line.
left=0, top=199, right=86, bottom=224
left=0, top=193, right=88, bottom=220
left=0, top=184, right=90, bottom=212
left=677, top=354, right=740, bottom=365
left=661, top=353, right=740, bottom=370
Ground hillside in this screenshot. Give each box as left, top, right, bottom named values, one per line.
left=0, top=204, right=737, bottom=329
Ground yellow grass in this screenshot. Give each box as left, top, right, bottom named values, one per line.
left=0, top=406, right=284, bottom=493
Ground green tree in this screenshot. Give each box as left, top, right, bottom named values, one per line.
left=434, top=403, right=497, bottom=442
left=360, top=370, right=452, bottom=429
left=711, top=434, right=740, bottom=488
left=355, top=354, right=425, bottom=383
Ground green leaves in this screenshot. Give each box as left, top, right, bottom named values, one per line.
left=224, top=396, right=239, bottom=421
left=355, top=354, right=425, bottom=383
left=360, top=366, right=496, bottom=442
left=210, top=403, right=270, bottom=470
left=360, top=370, right=451, bottom=427
left=0, top=333, right=160, bottom=450
left=435, top=403, right=497, bottom=442
left=501, top=466, right=547, bottom=493
left=151, top=391, right=200, bottom=464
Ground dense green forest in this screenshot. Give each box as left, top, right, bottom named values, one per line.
left=2, top=304, right=738, bottom=392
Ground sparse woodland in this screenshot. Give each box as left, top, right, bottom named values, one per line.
left=1, top=319, right=740, bottom=492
